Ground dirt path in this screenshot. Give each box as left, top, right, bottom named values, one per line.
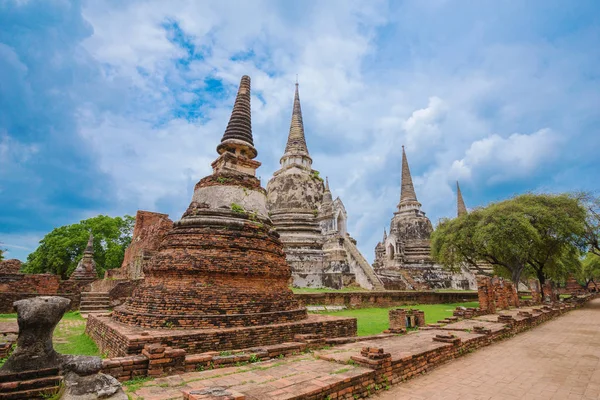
left=373, top=299, right=600, bottom=400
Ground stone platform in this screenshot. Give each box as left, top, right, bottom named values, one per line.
left=86, top=313, right=357, bottom=358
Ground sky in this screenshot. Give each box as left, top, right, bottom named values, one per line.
left=1, top=0, right=599, bottom=263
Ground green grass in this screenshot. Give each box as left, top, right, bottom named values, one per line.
left=0, top=311, right=99, bottom=356
left=314, top=302, right=479, bottom=336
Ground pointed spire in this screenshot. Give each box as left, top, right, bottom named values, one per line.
left=284, top=82, right=310, bottom=157
left=323, top=176, right=333, bottom=204
left=217, top=75, right=257, bottom=159
left=84, top=233, right=94, bottom=254
left=383, top=228, right=387, bottom=241
left=457, top=181, right=467, bottom=217
left=399, top=146, right=419, bottom=206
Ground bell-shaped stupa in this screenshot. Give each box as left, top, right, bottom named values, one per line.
left=112, top=76, right=305, bottom=328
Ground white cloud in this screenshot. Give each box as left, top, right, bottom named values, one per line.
left=450, top=128, right=562, bottom=184
left=45, top=0, right=598, bottom=263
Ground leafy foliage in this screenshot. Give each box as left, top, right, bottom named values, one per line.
left=432, top=193, right=587, bottom=286
left=22, top=215, right=134, bottom=279
left=0, top=244, right=4, bottom=262
left=575, top=192, right=600, bottom=257
left=576, top=252, right=600, bottom=289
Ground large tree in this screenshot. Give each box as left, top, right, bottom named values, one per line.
left=22, top=215, right=134, bottom=279
left=432, top=193, right=586, bottom=290
left=576, top=252, right=600, bottom=290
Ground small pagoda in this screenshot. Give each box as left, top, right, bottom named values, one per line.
left=87, top=76, right=355, bottom=357
left=69, top=234, right=97, bottom=284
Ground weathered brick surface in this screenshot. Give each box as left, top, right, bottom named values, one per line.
left=477, top=276, right=519, bottom=314
left=296, top=290, right=477, bottom=309
left=0, top=260, right=21, bottom=275
left=87, top=313, right=356, bottom=358
left=112, top=177, right=306, bottom=329
left=0, top=274, right=85, bottom=313
left=107, top=210, right=173, bottom=280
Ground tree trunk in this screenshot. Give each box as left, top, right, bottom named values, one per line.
left=511, top=265, right=524, bottom=288
left=536, top=268, right=546, bottom=299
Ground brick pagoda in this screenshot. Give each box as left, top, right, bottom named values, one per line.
left=68, top=234, right=97, bottom=283
left=87, top=76, right=356, bottom=356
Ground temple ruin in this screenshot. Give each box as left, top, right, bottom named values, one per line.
left=68, top=234, right=98, bottom=284
left=266, top=83, right=383, bottom=290
left=373, top=147, right=476, bottom=290
left=85, top=75, right=355, bottom=357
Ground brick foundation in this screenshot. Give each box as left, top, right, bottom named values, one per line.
left=86, top=313, right=357, bottom=358
left=295, top=290, right=477, bottom=309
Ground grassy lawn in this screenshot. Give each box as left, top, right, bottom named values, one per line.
left=314, top=301, right=479, bottom=336
left=0, top=311, right=99, bottom=357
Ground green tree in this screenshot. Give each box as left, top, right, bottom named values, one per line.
left=516, top=194, right=586, bottom=286
left=575, top=192, right=600, bottom=256
left=576, top=253, right=600, bottom=289
left=432, top=193, right=586, bottom=291
left=22, top=215, right=134, bottom=279
left=0, top=244, right=5, bottom=262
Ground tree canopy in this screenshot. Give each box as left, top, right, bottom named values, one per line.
left=576, top=192, right=600, bottom=257
left=576, top=252, right=600, bottom=289
left=431, top=193, right=587, bottom=287
left=22, top=215, right=134, bottom=279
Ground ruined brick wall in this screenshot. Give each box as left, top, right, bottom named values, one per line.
left=295, top=291, right=478, bottom=309
left=0, top=259, right=22, bottom=274
left=388, top=309, right=407, bottom=332
left=0, top=273, right=85, bottom=313
left=477, top=276, right=519, bottom=314
left=529, top=279, right=542, bottom=304
left=106, top=210, right=173, bottom=280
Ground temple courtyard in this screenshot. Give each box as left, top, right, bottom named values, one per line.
left=113, top=298, right=600, bottom=400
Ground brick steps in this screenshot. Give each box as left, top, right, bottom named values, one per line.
left=0, top=368, right=62, bottom=400
left=0, top=386, right=61, bottom=400
left=80, top=291, right=110, bottom=313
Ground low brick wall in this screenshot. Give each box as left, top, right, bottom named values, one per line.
left=0, top=274, right=86, bottom=313
left=295, top=290, right=478, bottom=308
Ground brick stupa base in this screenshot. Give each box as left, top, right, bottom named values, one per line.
left=86, top=313, right=356, bottom=358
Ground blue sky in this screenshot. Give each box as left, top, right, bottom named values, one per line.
left=1, top=0, right=599, bottom=263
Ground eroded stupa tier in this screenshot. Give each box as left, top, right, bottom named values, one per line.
left=112, top=75, right=306, bottom=329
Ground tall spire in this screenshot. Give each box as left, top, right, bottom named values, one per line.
left=280, top=82, right=312, bottom=168
left=285, top=82, right=309, bottom=157
left=398, top=146, right=419, bottom=207
left=457, top=181, right=467, bottom=217
left=217, top=75, right=257, bottom=159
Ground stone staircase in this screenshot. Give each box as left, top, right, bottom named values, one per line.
left=343, top=239, right=385, bottom=290
left=79, top=292, right=110, bottom=314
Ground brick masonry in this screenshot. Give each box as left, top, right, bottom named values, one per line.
left=118, top=294, right=597, bottom=400
left=295, top=290, right=478, bottom=309
left=0, top=273, right=86, bottom=313
left=86, top=313, right=357, bottom=358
